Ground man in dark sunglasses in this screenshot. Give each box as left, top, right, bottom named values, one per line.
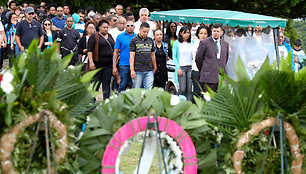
left=112, top=20, right=136, bottom=92
left=15, top=7, right=44, bottom=51
left=107, top=15, right=117, bottom=30
left=51, top=6, right=66, bottom=31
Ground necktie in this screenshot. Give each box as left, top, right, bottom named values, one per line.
left=215, top=41, right=219, bottom=54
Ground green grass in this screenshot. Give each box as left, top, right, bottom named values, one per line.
left=119, top=140, right=166, bottom=174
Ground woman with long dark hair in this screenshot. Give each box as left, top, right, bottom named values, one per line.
left=41, top=18, right=57, bottom=52
left=77, top=20, right=96, bottom=71
left=4, top=12, right=18, bottom=62
left=153, top=29, right=170, bottom=89
left=192, top=25, right=211, bottom=96
left=87, top=19, right=115, bottom=99
left=164, top=22, right=177, bottom=59
left=172, top=26, right=194, bottom=100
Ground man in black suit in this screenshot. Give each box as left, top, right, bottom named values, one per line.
left=195, top=23, right=229, bottom=92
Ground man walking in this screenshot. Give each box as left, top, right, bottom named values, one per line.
left=57, top=16, right=80, bottom=65
left=134, top=8, right=156, bottom=38
left=108, top=17, right=126, bottom=41
left=15, top=7, right=44, bottom=51
left=129, top=22, right=157, bottom=89
left=113, top=20, right=136, bottom=92
left=195, top=23, right=229, bottom=92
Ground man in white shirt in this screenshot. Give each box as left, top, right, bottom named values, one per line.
left=115, top=5, right=123, bottom=17
left=108, top=17, right=126, bottom=42
left=278, top=31, right=288, bottom=59
left=134, top=8, right=156, bottom=38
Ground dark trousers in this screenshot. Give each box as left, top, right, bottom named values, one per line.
left=202, top=82, right=219, bottom=92
left=93, top=63, right=112, bottom=100
left=191, top=70, right=202, bottom=96
left=61, top=49, right=79, bottom=65
left=6, top=44, right=15, bottom=67
left=0, top=48, right=3, bottom=69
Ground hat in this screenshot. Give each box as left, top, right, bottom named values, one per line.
left=25, top=7, right=35, bottom=13
left=88, top=11, right=95, bottom=19
left=37, top=10, right=45, bottom=20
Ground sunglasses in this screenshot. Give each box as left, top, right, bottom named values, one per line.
left=28, top=12, right=35, bottom=15
left=44, top=23, right=51, bottom=26
left=110, top=12, right=116, bottom=14
left=112, top=19, right=117, bottom=22
left=57, top=10, right=63, bottom=12
left=126, top=24, right=134, bottom=27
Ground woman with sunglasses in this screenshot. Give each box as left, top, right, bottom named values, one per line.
left=77, top=20, right=96, bottom=71
left=41, top=18, right=57, bottom=52
left=164, top=22, right=178, bottom=59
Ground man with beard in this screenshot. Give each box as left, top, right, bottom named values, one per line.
left=15, top=7, right=44, bottom=51
left=51, top=6, right=66, bottom=31
left=57, top=16, right=80, bottom=65
left=112, top=20, right=136, bottom=92
left=195, top=23, right=229, bottom=92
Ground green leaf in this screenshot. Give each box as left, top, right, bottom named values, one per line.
left=167, top=101, right=192, bottom=119
left=182, top=119, right=207, bottom=129
left=236, top=55, right=250, bottom=81
left=82, top=129, right=110, bottom=139
left=198, top=149, right=217, bottom=173
left=80, top=68, right=101, bottom=83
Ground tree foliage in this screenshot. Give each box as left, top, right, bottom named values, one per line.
left=9, top=0, right=305, bottom=19
left=293, top=20, right=306, bottom=51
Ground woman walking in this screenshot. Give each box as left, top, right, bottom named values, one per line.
left=87, top=20, right=114, bottom=99
left=77, top=20, right=96, bottom=72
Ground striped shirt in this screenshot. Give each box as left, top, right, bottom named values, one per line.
left=129, top=35, right=154, bottom=72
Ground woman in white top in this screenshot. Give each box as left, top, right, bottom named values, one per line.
left=192, top=26, right=211, bottom=97
left=172, top=26, right=194, bottom=100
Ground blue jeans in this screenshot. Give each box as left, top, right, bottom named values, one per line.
left=118, top=66, right=132, bottom=92
left=132, top=71, right=154, bottom=89
left=178, top=66, right=192, bottom=100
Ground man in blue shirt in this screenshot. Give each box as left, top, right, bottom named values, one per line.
left=51, top=6, right=66, bottom=31
left=112, top=20, right=136, bottom=92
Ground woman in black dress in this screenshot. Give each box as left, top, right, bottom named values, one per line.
left=87, top=19, right=115, bottom=99
left=153, top=29, right=170, bottom=89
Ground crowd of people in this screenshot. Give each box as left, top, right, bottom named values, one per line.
left=0, top=1, right=305, bottom=101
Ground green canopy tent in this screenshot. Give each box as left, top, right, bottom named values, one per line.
left=150, top=9, right=287, bottom=66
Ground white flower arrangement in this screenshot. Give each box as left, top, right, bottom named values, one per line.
left=0, top=71, right=14, bottom=94
left=115, top=130, right=184, bottom=174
